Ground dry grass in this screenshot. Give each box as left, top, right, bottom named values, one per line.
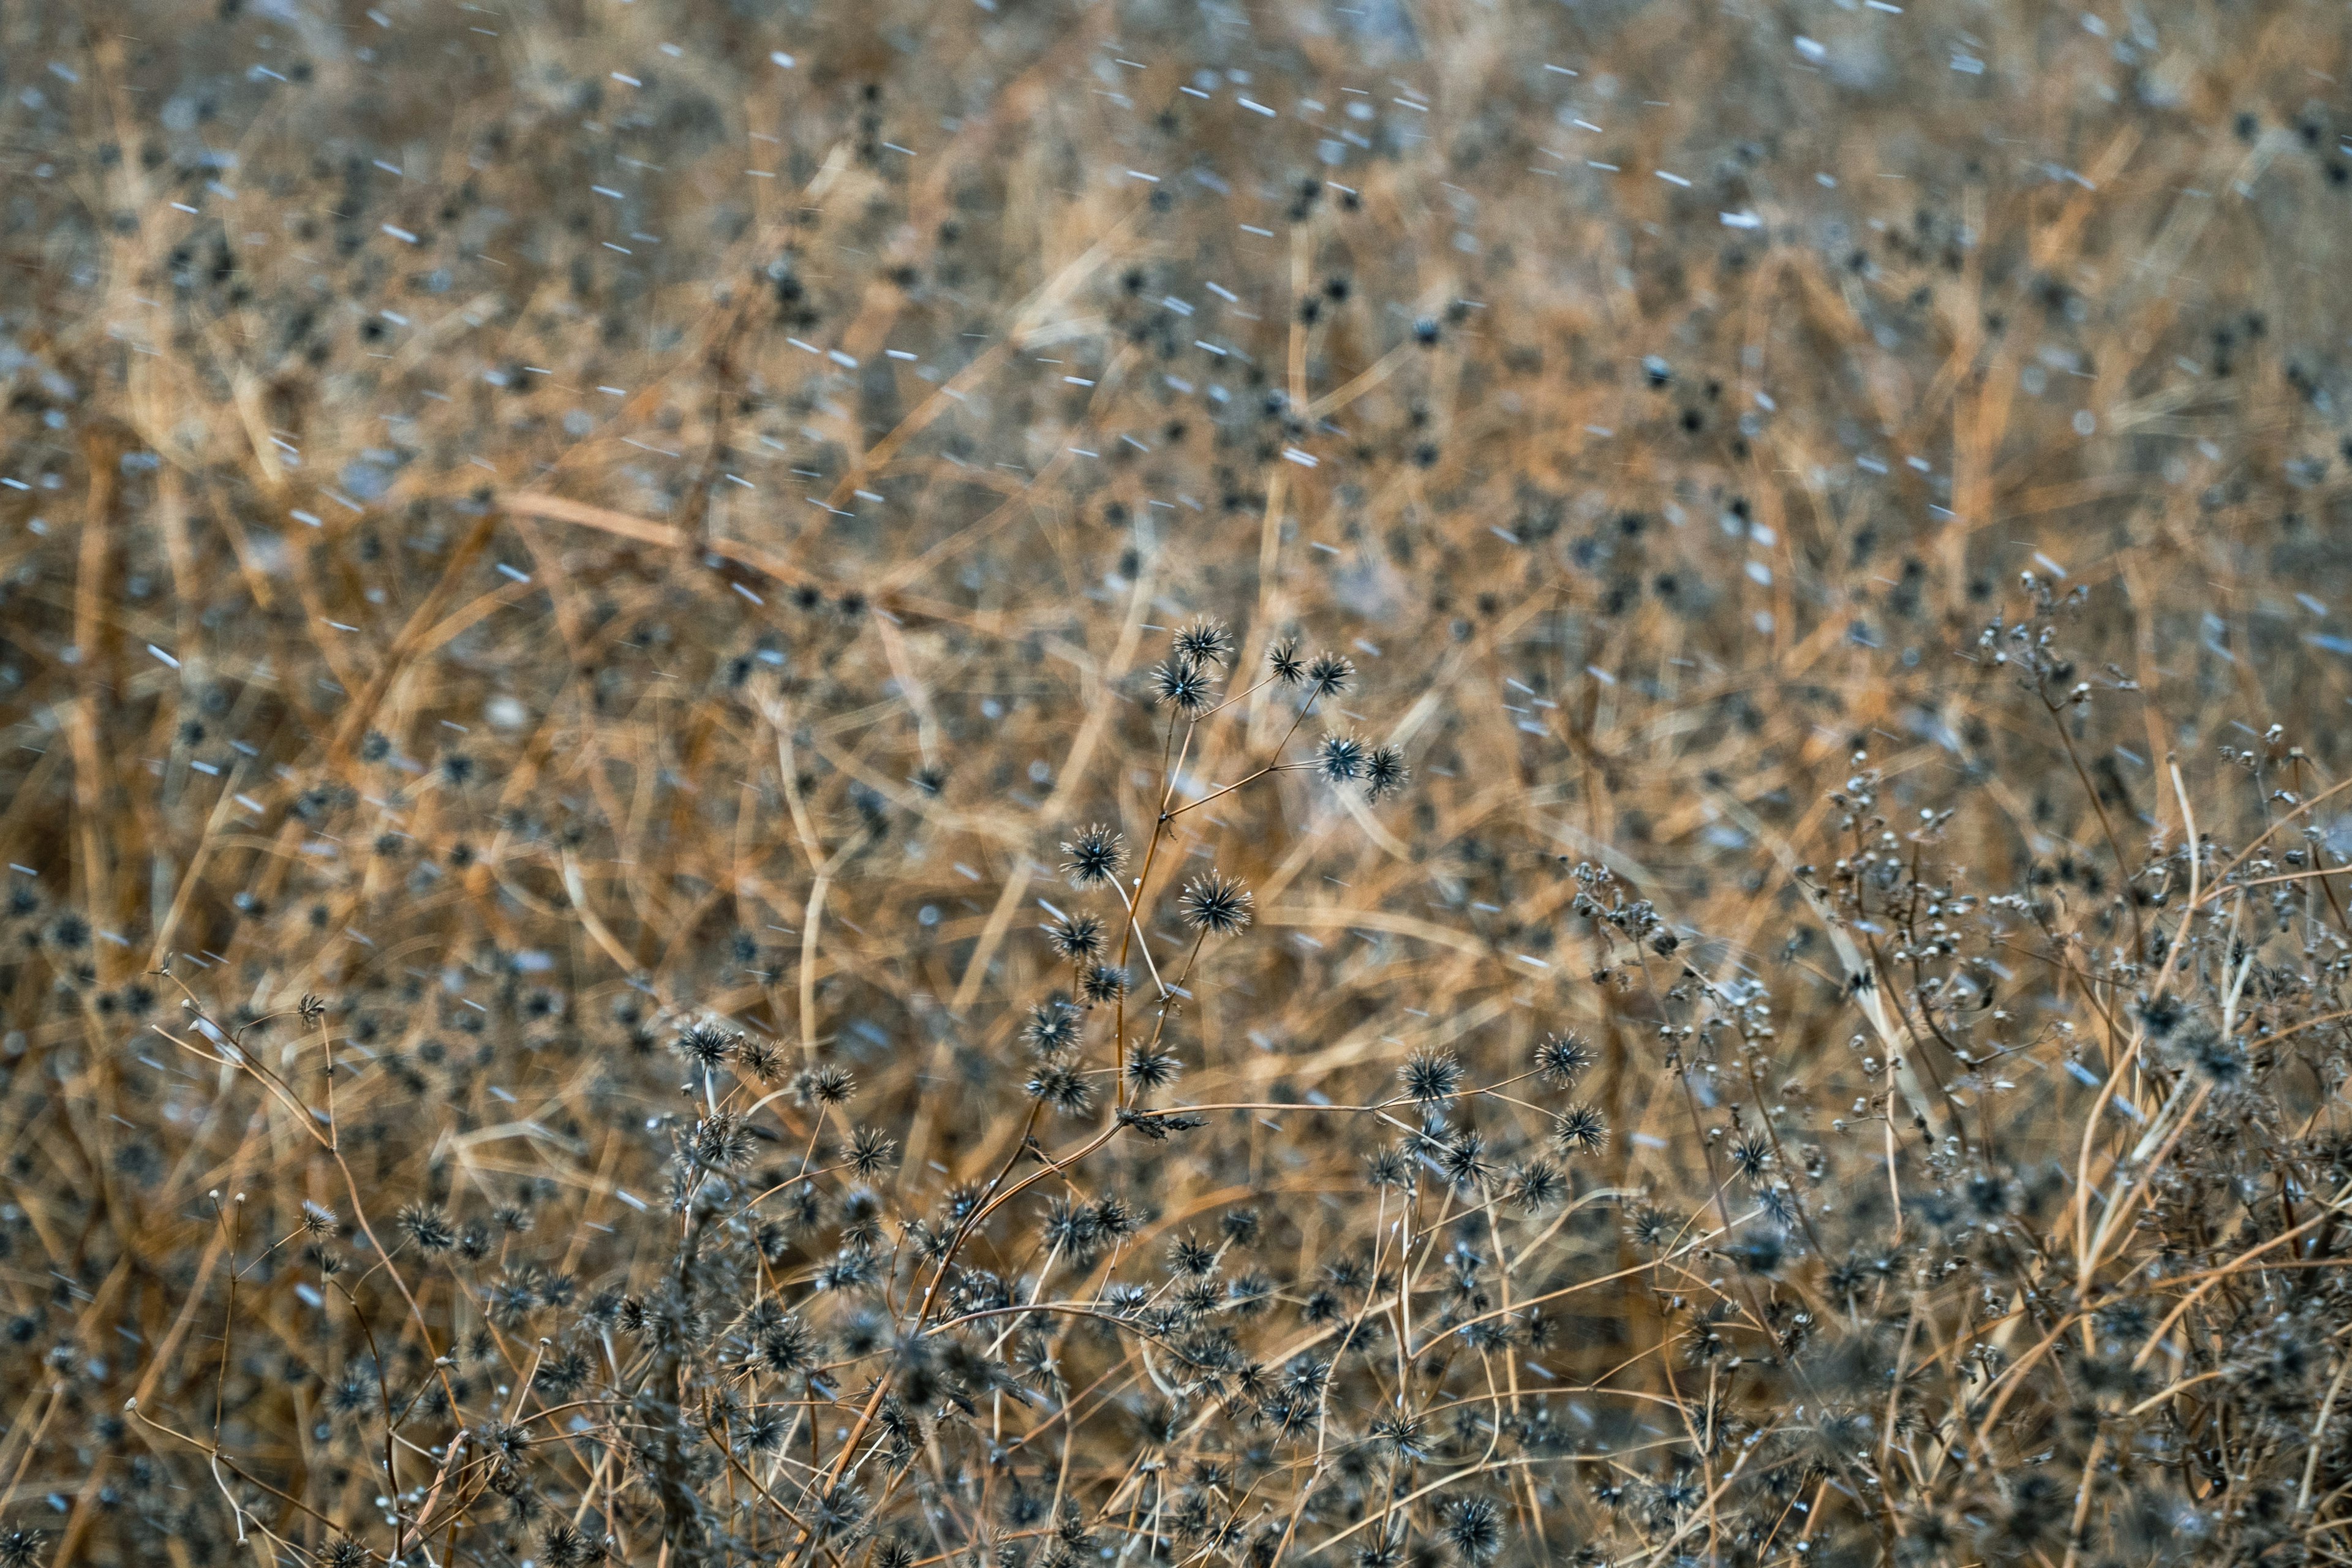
left=7, top=0, right=2352, bottom=1565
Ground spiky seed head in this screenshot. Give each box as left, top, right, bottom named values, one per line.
left=677, top=1023, right=740, bottom=1067
left=397, top=1202, right=457, bottom=1254
left=848, top=1126, right=897, bottom=1179
left=1513, top=1159, right=1566, bottom=1212
left=1552, top=1104, right=1609, bottom=1155
left=1303, top=651, right=1353, bottom=696
left=1172, top=617, right=1235, bottom=667
left=740, top=1036, right=787, bottom=1083
left=1023, top=998, right=1084, bottom=1057
left=1444, top=1496, right=1505, bottom=1564
left=1316, top=733, right=1366, bottom=783
left=1170, top=1235, right=1218, bottom=1275
left=1045, top=911, right=1106, bottom=960
left=1126, top=1046, right=1182, bottom=1093
left=691, top=1112, right=753, bottom=1168
left=1626, top=1204, right=1675, bottom=1251
left=1026, top=1061, right=1095, bottom=1117
left=1178, top=871, right=1253, bottom=935
left=1060, top=825, right=1128, bottom=889
left=1400, top=1048, right=1462, bottom=1107
left=1150, top=656, right=1219, bottom=714
left=796, top=1064, right=856, bottom=1105
left=1729, top=1135, right=1773, bottom=1184
left=1534, top=1033, right=1594, bottom=1084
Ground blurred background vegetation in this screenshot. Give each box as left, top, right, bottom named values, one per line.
left=6, top=0, right=2352, bottom=1564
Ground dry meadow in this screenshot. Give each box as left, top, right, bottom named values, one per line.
left=6, top=1, right=2352, bottom=1565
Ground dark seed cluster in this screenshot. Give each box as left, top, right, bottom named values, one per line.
left=7, top=1, right=2352, bottom=1567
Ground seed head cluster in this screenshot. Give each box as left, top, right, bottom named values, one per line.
left=6, top=2, right=2352, bottom=1567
